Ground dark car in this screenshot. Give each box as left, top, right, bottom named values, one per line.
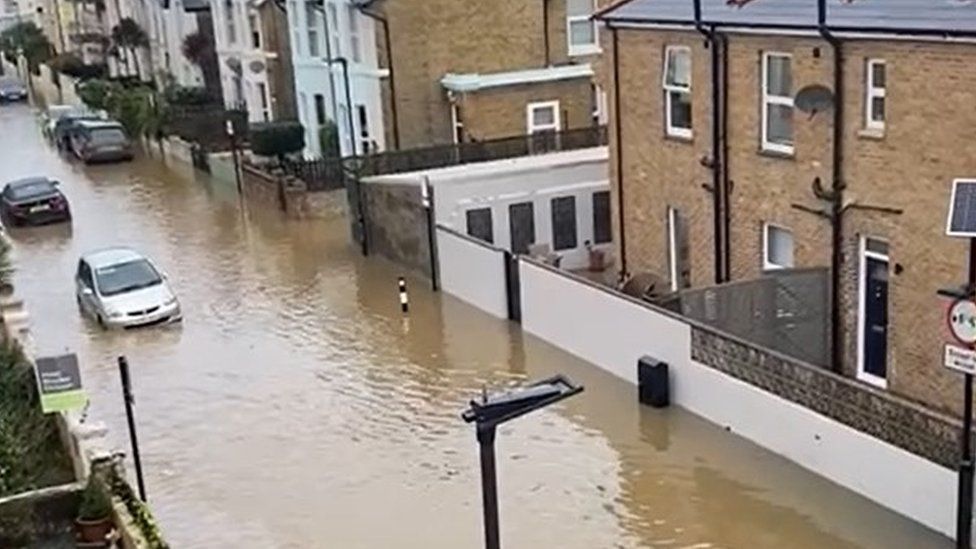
left=0, top=77, right=27, bottom=103
left=69, top=120, right=134, bottom=163
left=53, top=113, right=102, bottom=150
left=1, top=177, right=71, bottom=226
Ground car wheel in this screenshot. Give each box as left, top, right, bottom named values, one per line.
left=96, top=314, right=106, bottom=329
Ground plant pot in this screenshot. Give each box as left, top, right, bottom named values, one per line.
left=588, top=248, right=606, bottom=272
left=75, top=516, right=112, bottom=543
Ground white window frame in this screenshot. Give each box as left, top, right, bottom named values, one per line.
left=865, top=58, right=886, bottom=131
left=248, top=12, right=261, bottom=49
left=762, top=222, right=794, bottom=271
left=667, top=206, right=679, bottom=291
left=761, top=52, right=794, bottom=155
left=856, top=235, right=889, bottom=389
left=327, top=2, right=340, bottom=57
left=306, top=3, right=320, bottom=58
left=347, top=5, right=361, bottom=63
left=356, top=104, right=370, bottom=153
left=567, top=0, right=599, bottom=57
left=526, top=100, right=561, bottom=134
left=257, top=82, right=270, bottom=121
left=663, top=45, right=692, bottom=139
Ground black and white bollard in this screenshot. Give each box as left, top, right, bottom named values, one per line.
left=398, top=277, right=409, bottom=313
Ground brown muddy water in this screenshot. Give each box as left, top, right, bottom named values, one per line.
left=0, top=104, right=949, bottom=548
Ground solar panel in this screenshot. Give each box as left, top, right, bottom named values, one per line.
left=947, top=179, right=976, bottom=237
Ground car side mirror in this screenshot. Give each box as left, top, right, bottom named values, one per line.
left=81, top=287, right=93, bottom=296
left=52, top=180, right=60, bottom=186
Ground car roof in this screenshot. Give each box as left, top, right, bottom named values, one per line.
left=75, top=120, right=123, bottom=129
left=6, top=177, right=53, bottom=188
left=82, top=248, right=147, bottom=269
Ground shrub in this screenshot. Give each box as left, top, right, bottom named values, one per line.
left=250, top=121, right=305, bottom=163
left=77, top=78, right=118, bottom=111
left=78, top=476, right=112, bottom=521
left=318, top=121, right=340, bottom=158
left=164, top=85, right=210, bottom=106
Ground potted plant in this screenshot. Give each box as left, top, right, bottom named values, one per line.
left=76, top=476, right=114, bottom=544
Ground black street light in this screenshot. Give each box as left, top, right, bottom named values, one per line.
left=461, top=375, right=583, bottom=549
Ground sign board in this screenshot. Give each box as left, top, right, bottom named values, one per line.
left=34, top=354, right=87, bottom=414
left=947, top=179, right=976, bottom=237
left=946, top=345, right=976, bottom=375
left=948, top=299, right=976, bottom=345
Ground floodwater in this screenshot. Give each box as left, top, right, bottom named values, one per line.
left=0, top=103, right=949, bottom=548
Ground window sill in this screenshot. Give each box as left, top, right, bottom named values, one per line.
left=858, top=127, right=885, bottom=141
left=664, top=132, right=693, bottom=144
left=758, top=147, right=795, bottom=160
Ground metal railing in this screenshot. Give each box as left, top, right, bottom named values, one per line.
left=282, top=125, right=608, bottom=192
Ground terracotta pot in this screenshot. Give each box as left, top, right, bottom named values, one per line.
left=75, top=516, right=112, bottom=543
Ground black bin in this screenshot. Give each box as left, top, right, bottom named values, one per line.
left=638, top=356, right=670, bottom=408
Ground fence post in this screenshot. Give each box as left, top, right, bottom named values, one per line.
left=503, top=252, right=521, bottom=322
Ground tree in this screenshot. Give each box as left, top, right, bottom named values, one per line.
left=181, top=29, right=220, bottom=102
left=111, top=18, right=149, bottom=79
left=0, top=22, right=53, bottom=73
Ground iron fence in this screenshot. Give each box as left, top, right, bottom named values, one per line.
left=283, top=125, right=608, bottom=193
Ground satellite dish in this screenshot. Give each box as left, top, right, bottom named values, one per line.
left=249, top=60, right=265, bottom=73
left=795, top=84, right=835, bottom=115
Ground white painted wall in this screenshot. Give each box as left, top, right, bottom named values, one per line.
left=211, top=0, right=275, bottom=122
left=288, top=0, right=385, bottom=157
left=436, top=227, right=508, bottom=319
left=368, top=148, right=611, bottom=270
left=518, top=259, right=962, bottom=539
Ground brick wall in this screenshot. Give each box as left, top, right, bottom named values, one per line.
left=460, top=79, right=593, bottom=141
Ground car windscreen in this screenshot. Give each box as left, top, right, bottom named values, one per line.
left=89, top=128, right=127, bottom=145
left=9, top=181, right=56, bottom=200
left=95, top=259, right=162, bottom=296
left=0, top=78, right=23, bottom=90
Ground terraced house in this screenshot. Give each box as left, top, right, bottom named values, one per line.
left=597, top=0, right=976, bottom=416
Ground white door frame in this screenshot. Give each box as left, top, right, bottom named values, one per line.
left=856, top=235, right=889, bottom=389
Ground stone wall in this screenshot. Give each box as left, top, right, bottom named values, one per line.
left=691, top=326, right=961, bottom=469
left=361, top=180, right=432, bottom=276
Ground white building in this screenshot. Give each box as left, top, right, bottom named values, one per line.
left=287, top=0, right=386, bottom=158
left=0, top=0, right=19, bottom=33
left=210, top=0, right=277, bottom=122
left=145, top=0, right=203, bottom=88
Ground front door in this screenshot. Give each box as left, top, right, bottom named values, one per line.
left=859, top=238, right=889, bottom=385
left=509, top=202, right=535, bottom=255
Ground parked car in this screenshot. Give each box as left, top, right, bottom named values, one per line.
left=75, top=248, right=181, bottom=329
left=0, top=77, right=27, bottom=103
left=53, top=113, right=102, bottom=150
left=43, top=105, right=80, bottom=139
left=69, top=120, right=134, bottom=163
left=0, top=177, right=71, bottom=226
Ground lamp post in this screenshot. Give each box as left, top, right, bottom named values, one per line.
left=118, top=356, right=147, bottom=502
left=225, top=118, right=243, bottom=194
left=461, top=375, right=583, bottom=549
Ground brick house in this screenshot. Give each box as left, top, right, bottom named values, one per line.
left=369, top=0, right=610, bottom=149
left=597, top=0, right=976, bottom=415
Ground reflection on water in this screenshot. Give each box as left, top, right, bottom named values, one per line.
left=0, top=104, right=949, bottom=548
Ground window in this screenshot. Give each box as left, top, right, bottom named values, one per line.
left=527, top=101, right=560, bottom=134
left=306, top=3, right=320, bottom=57
left=865, top=59, right=886, bottom=131
left=356, top=104, right=370, bottom=153
left=347, top=5, right=361, bottom=63
left=509, top=202, right=536, bottom=255
left=314, top=93, right=326, bottom=125
left=224, top=0, right=236, bottom=43
left=551, top=196, right=578, bottom=251
left=249, top=13, right=261, bottom=48
left=257, top=82, right=270, bottom=121
left=763, top=223, right=794, bottom=270
left=663, top=46, right=692, bottom=138
left=762, top=52, right=794, bottom=154
left=327, top=3, right=340, bottom=56
left=592, top=191, right=611, bottom=244
left=567, top=0, right=598, bottom=56
left=466, top=208, right=493, bottom=243
left=451, top=103, right=464, bottom=144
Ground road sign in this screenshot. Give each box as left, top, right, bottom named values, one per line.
left=946, top=345, right=976, bottom=375
left=948, top=299, right=976, bottom=345
left=34, top=354, right=87, bottom=414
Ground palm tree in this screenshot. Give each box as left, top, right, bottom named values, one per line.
left=0, top=237, right=14, bottom=296
left=111, top=18, right=149, bottom=79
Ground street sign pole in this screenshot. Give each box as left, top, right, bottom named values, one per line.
left=959, top=237, right=976, bottom=549
left=118, top=356, right=148, bottom=502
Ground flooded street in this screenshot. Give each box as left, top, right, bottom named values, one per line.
left=0, top=104, right=949, bottom=548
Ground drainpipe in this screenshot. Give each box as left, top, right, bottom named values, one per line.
left=818, top=0, right=845, bottom=373
left=542, top=0, right=550, bottom=66
left=720, top=33, right=731, bottom=281
left=356, top=6, right=400, bottom=150
left=694, top=0, right=725, bottom=285
left=610, top=24, right=627, bottom=281
left=314, top=0, right=340, bottom=135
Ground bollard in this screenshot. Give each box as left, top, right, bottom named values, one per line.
left=398, top=277, right=409, bottom=313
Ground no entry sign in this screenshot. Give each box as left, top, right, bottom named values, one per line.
left=34, top=354, right=87, bottom=414
left=948, top=299, right=976, bottom=346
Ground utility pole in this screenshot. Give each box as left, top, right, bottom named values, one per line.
left=118, top=356, right=147, bottom=502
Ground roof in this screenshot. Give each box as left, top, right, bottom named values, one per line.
left=82, top=248, right=145, bottom=269
left=441, top=64, right=594, bottom=93
left=598, top=0, right=976, bottom=36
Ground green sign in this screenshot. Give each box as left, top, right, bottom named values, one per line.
left=35, top=354, right=87, bottom=414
